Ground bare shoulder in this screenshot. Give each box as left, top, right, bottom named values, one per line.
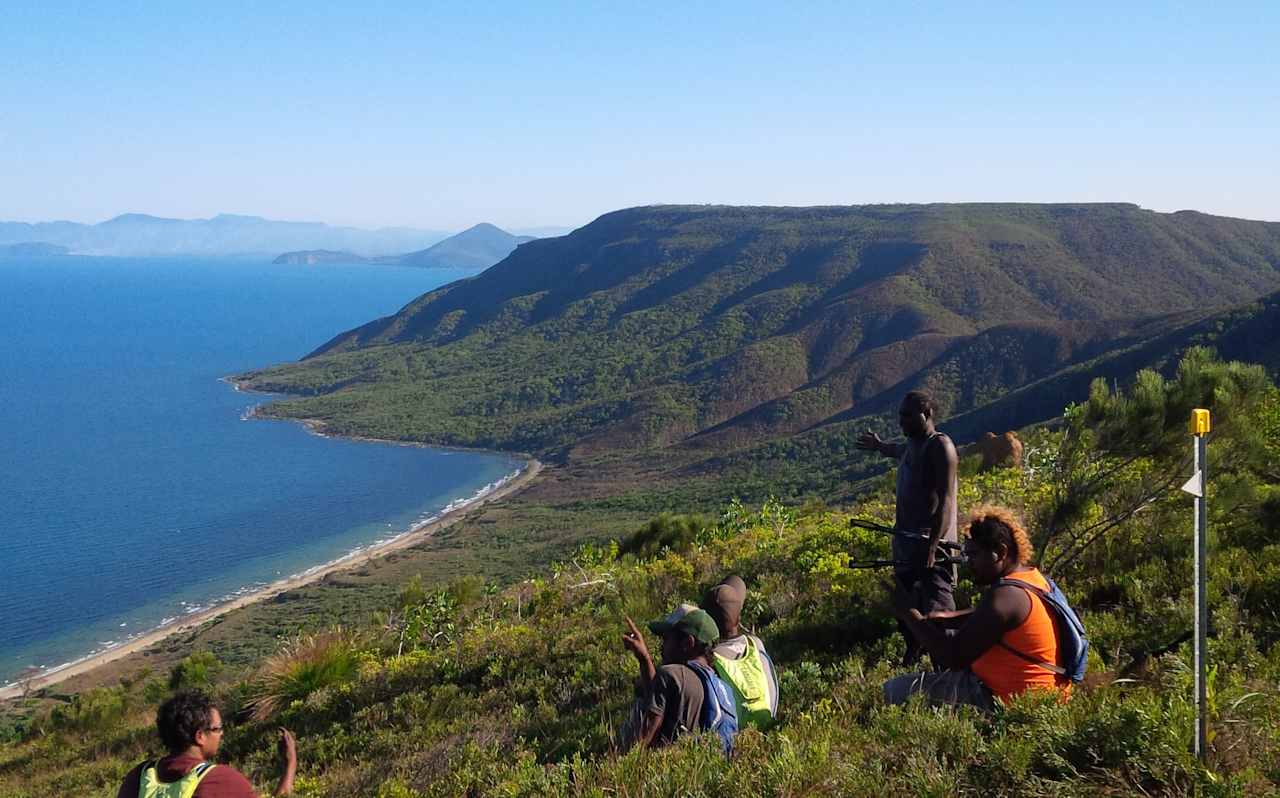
left=987, top=581, right=1034, bottom=625
left=926, top=432, right=959, bottom=465
left=936, top=432, right=958, bottom=455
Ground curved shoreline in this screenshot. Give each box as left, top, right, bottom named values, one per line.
left=0, top=457, right=543, bottom=701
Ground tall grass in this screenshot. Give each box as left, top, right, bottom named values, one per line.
left=250, top=629, right=363, bottom=721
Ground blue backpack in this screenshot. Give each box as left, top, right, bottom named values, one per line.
left=684, top=660, right=738, bottom=754
left=996, top=575, right=1089, bottom=684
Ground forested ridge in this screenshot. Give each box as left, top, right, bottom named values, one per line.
left=239, top=204, right=1280, bottom=462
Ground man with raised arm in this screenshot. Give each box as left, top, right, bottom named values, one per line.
left=619, top=604, right=732, bottom=751
left=116, top=690, right=296, bottom=798
left=856, top=390, right=959, bottom=664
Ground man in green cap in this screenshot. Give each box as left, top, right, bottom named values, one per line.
left=619, top=603, right=726, bottom=750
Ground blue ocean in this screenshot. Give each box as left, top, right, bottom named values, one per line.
left=0, top=256, right=521, bottom=685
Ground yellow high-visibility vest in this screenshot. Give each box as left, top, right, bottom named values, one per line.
left=138, top=761, right=216, bottom=798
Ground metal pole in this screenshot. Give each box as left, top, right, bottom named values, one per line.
left=1193, top=431, right=1207, bottom=761
left=1181, top=408, right=1211, bottom=761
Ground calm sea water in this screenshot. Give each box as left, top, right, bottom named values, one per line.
left=0, top=256, right=521, bottom=684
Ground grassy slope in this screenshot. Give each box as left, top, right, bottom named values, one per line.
left=5, top=431, right=1280, bottom=797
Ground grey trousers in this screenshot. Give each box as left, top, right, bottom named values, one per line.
left=882, top=669, right=995, bottom=711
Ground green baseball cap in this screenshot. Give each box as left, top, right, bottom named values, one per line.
left=648, top=603, right=720, bottom=645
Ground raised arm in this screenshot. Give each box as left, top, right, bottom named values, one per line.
left=622, top=616, right=657, bottom=691
left=273, top=729, right=297, bottom=797
left=856, top=431, right=903, bottom=460
left=924, top=607, right=974, bottom=630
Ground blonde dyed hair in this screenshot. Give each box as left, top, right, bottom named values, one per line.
left=966, top=505, right=1035, bottom=565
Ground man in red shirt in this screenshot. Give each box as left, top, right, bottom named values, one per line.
left=116, top=690, right=296, bottom=797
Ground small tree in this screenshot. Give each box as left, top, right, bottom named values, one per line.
left=168, top=651, right=224, bottom=691
left=1039, top=347, right=1276, bottom=575
left=15, top=666, right=42, bottom=700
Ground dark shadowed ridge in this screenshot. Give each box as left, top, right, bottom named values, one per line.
left=241, top=203, right=1280, bottom=462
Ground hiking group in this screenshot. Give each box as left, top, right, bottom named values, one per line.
left=118, top=389, right=1085, bottom=794
left=614, top=390, right=1083, bottom=754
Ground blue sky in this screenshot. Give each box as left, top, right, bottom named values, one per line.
left=2, top=2, right=1277, bottom=230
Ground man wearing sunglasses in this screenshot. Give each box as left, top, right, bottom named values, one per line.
left=116, top=690, right=296, bottom=797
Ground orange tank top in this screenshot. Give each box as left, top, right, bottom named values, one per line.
left=970, top=568, right=1069, bottom=703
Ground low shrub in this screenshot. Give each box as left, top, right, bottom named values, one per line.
left=250, top=629, right=364, bottom=721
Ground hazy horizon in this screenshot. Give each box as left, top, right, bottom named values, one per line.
left=3, top=3, right=1277, bottom=228
left=0, top=211, right=573, bottom=238
left=3, top=201, right=1280, bottom=238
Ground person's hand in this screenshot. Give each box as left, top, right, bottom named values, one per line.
left=924, top=541, right=938, bottom=570
left=622, top=616, right=652, bottom=665
left=855, top=431, right=883, bottom=452
left=273, top=728, right=297, bottom=796
left=276, top=728, right=297, bottom=765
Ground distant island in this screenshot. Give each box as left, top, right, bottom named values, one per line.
left=0, top=242, right=69, bottom=257
left=272, top=223, right=537, bottom=271
left=272, top=250, right=369, bottom=265
left=0, top=214, right=562, bottom=263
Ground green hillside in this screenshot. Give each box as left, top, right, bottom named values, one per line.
left=238, top=204, right=1280, bottom=459
left=677, top=291, right=1280, bottom=503
left=6, top=352, right=1280, bottom=796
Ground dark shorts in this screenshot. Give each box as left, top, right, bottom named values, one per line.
left=895, top=565, right=956, bottom=614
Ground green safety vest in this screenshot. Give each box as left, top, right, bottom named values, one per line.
left=138, top=760, right=216, bottom=798
left=712, top=636, right=775, bottom=730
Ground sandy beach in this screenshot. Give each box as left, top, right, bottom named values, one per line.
left=0, top=457, right=542, bottom=701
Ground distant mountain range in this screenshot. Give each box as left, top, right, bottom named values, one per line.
left=0, top=213, right=450, bottom=257
left=238, top=203, right=1280, bottom=472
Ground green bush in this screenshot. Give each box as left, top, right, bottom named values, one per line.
left=168, top=650, right=224, bottom=691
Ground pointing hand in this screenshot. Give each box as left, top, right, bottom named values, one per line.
left=856, top=431, right=883, bottom=452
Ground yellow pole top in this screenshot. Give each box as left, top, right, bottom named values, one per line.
left=1190, top=408, right=1211, bottom=436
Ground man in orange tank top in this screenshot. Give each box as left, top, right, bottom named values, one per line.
left=883, top=506, right=1070, bottom=709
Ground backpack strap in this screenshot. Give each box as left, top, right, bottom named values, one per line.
left=682, top=661, right=722, bottom=729
left=994, top=579, right=1067, bottom=677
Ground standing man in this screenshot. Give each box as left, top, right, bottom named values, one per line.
left=856, top=390, right=959, bottom=664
